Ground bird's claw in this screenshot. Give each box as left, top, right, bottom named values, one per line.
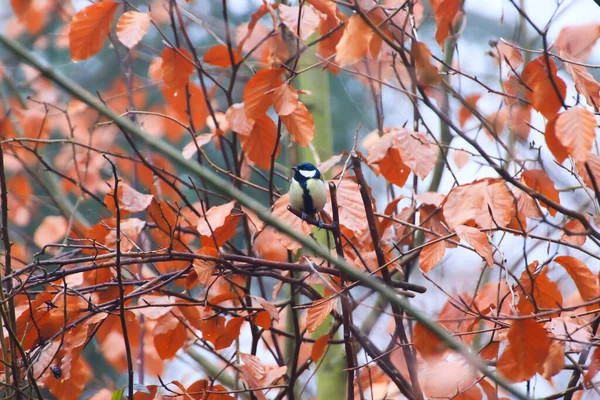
left=317, top=219, right=324, bottom=229
left=301, top=212, right=307, bottom=221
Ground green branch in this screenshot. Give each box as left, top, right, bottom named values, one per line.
left=0, top=33, right=528, bottom=400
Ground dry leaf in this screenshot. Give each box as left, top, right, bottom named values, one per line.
left=69, top=1, right=119, bottom=61
left=116, top=11, right=151, bottom=49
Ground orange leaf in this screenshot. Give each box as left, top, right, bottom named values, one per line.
left=554, top=107, right=596, bottom=162
left=413, top=322, right=446, bottom=360
left=554, top=255, right=599, bottom=307
left=105, top=183, right=153, bottom=216
left=541, top=342, right=564, bottom=381
left=586, top=346, right=600, bottom=383
left=281, top=101, right=314, bottom=146
left=411, top=41, right=441, bottom=86
left=497, top=319, right=550, bottom=382
left=521, top=169, right=560, bottom=216
left=254, top=310, right=271, bottom=330
left=161, top=47, right=194, bottom=90
left=544, top=116, right=569, bottom=164
left=576, top=153, right=600, bottom=191
left=182, top=133, right=215, bottom=160
left=522, top=57, right=566, bottom=119
left=311, top=334, right=330, bottom=363
left=419, top=240, right=446, bottom=272
left=517, top=261, right=563, bottom=316
left=279, top=4, right=321, bottom=41
left=454, top=225, right=493, bottom=267
left=434, top=0, right=461, bottom=47
left=479, top=341, right=499, bottom=360
left=335, top=14, right=372, bottom=67
left=225, top=103, right=254, bottom=136
left=252, top=295, right=280, bottom=322
left=561, top=218, right=588, bottom=247
left=563, top=56, right=600, bottom=108
left=34, top=216, right=68, bottom=249
left=196, top=201, right=240, bottom=247
left=393, top=128, right=439, bottom=179
left=252, top=227, right=289, bottom=262
left=214, top=317, right=244, bottom=350
left=10, top=0, right=32, bottom=21
left=153, top=312, right=187, bottom=360
left=69, top=1, right=119, bottom=61
left=243, top=68, right=285, bottom=119
left=493, top=40, right=523, bottom=70
left=239, top=114, right=279, bottom=170
left=186, top=256, right=217, bottom=288
left=323, top=178, right=370, bottom=236
left=273, top=84, right=299, bottom=116
left=555, top=23, right=600, bottom=62
left=366, top=132, right=411, bottom=187
left=203, top=44, right=243, bottom=68
left=116, top=11, right=151, bottom=49
left=272, top=193, right=311, bottom=251
left=458, top=94, right=481, bottom=127
left=306, top=297, right=336, bottom=333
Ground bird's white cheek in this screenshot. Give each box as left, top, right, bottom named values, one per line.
left=289, top=180, right=305, bottom=211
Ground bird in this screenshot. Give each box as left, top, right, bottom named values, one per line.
left=289, top=162, right=327, bottom=225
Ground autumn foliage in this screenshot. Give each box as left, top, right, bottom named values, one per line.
left=1, top=0, right=600, bottom=399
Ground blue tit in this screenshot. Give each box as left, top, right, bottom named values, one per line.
left=289, top=162, right=327, bottom=221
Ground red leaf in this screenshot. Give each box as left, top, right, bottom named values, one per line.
left=419, top=240, right=446, bottom=273
left=521, top=169, right=560, bottom=216
left=273, top=84, right=299, bottom=116
left=554, top=255, right=599, bottom=308
left=434, top=0, right=461, bottom=47
left=306, top=297, right=336, bottom=333
left=239, top=114, right=279, bottom=170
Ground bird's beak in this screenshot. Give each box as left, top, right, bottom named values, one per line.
left=291, top=166, right=298, bottom=172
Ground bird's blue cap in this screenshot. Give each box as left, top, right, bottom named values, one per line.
left=292, top=162, right=321, bottom=181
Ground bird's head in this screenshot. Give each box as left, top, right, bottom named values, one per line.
left=292, top=162, right=321, bottom=182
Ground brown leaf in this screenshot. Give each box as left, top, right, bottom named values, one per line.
left=181, top=133, right=215, bottom=160
left=454, top=225, right=493, bottom=267
left=554, top=255, right=599, bottom=308
left=34, top=216, right=68, bottom=249
left=273, top=83, right=299, bottom=116
left=243, top=68, right=285, bottom=119
left=554, top=107, right=596, bottom=162
left=366, top=132, right=411, bottom=187
left=521, top=169, right=560, bottom=216
left=252, top=227, right=289, bottom=262
left=522, top=57, right=566, bottom=119
left=281, top=101, right=314, bottom=146
left=69, top=1, right=119, bottom=61
left=116, top=11, right=151, bottom=49
left=323, top=178, right=369, bottom=236
left=497, top=319, right=550, bottom=382
left=106, top=183, right=153, bottom=216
